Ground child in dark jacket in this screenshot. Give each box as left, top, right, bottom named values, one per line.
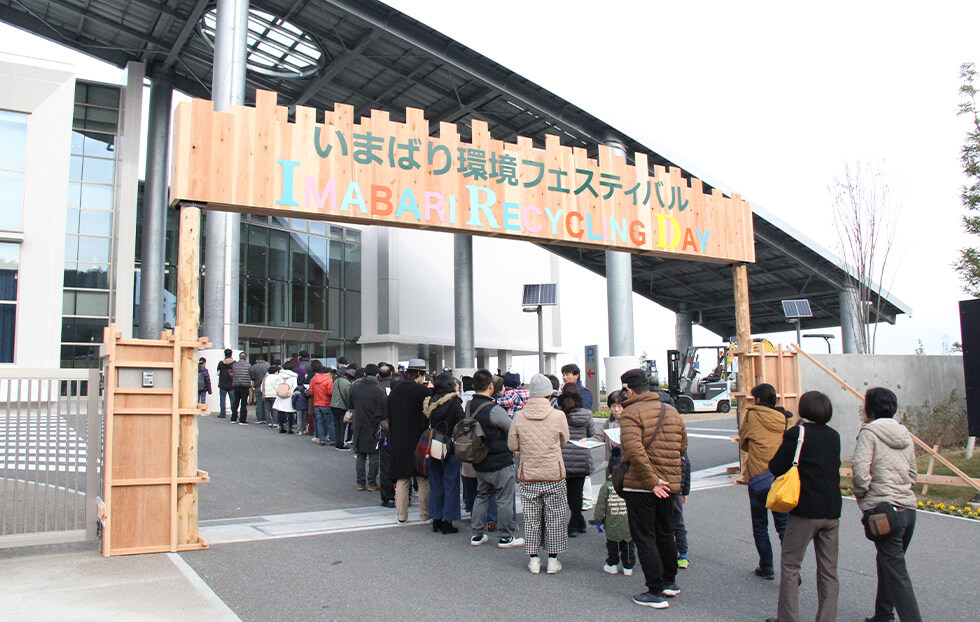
left=674, top=452, right=692, bottom=568
left=590, top=456, right=636, bottom=576
left=290, top=386, right=309, bottom=434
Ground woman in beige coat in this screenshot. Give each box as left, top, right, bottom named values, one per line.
left=508, top=374, right=569, bottom=575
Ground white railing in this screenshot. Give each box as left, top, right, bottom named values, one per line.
left=0, top=368, right=102, bottom=548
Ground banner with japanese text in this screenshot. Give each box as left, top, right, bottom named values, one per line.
left=170, top=90, right=754, bottom=264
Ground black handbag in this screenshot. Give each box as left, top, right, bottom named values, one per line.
left=861, top=503, right=898, bottom=541
left=611, top=402, right=666, bottom=497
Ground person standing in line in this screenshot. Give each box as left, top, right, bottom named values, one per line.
left=766, top=391, right=841, bottom=622
left=376, top=362, right=397, bottom=507
left=215, top=348, right=235, bottom=418
left=590, top=461, right=636, bottom=576
left=271, top=363, right=298, bottom=434
left=561, top=363, right=594, bottom=411
left=197, top=357, right=212, bottom=406
left=230, top=352, right=252, bottom=424
left=309, top=360, right=334, bottom=446
left=349, top=363, right=386, bottom=492
left=424, top=372, right=465, bottom=534
left=386, top=359, right=431, bottom=518
left=497, top=372, right=529, bottom=417
left=331, top=367, right=354, bottom=451
left=249, top=356, right=269, bottom=424
left=470, top=369, right=524, bottom=550
left=739, top=382, right=795, bottom=580
left=557, top=383, right=595, bottom=539
left=851, top=387, right=922, bottom=622
left=618, top=368, right=686, bottom=610
left=261, top=362, right=282, bottom=429
left=508, top=373, right=569, bottom=574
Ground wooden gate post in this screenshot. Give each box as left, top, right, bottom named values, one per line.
left=732, top=263, right=752, bottom=420
left=176, top=203, right=202, bottom=545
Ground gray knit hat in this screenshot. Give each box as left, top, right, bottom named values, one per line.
left=528, top=374, right=553, bottom=398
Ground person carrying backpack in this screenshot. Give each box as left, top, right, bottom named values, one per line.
left=466, top=369, right=524, bottom=551
left=272, top=363, right=299, bottom=434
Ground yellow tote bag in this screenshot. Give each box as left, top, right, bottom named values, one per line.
left=766, top=424, right=805, bottom=513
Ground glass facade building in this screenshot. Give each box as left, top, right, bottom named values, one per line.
left=61, top=83, right=120, bottom=368
left=0, top=110, right=28, bottom=362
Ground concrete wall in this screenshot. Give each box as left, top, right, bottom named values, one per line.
left=800, top=354, right=966, bottom=457
left=0, top=54, right=76, bottom=368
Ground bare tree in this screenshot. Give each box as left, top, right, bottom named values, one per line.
left=831, top=162, right=900, bottom=353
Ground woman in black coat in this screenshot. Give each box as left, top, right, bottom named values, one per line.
left=425, top=373, right=465, bottom=534
left=766, top=390, right=841, bottom=622
left=385, top=363, right=432, bottom=523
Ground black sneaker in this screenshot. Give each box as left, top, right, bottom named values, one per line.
left=662, top=583, right=680, bottom=597
left=755, top=566, right=775, bottom=580
left=632, top=592, right=668, bottom=609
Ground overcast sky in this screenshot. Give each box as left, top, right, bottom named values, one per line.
left=383, top=0, right=979, bottom=359
left=1, top=1, right=976, bottom=375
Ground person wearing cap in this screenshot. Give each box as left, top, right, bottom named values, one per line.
left=349, top=363, right=387, bottom=491
left=508, top=373, right=570, bottom=575
left=497, top=371, right=529, bottom=417
left=197, top=357, right=212, bottom=406
left=618, top=368, right=687, bottom=610
left=331, top=365, right=355, bottom=450
left=386, top=359, right=432, bottom=519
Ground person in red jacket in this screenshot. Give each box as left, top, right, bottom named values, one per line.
left=308, top=360, right=334, bottom=446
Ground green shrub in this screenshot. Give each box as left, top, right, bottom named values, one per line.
left=900, top=389, right=968, bottom=450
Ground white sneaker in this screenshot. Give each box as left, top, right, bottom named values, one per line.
left=470, top=534, right=488, bottom=546
left=498, top=536, right=525, bottom=549
left=623, top=567, right=634, bottom=576
left=528, top=557, right=541, bottom=574
left=546, top=558, right=562, bottom=574
left=603, top=564, right=619, bottom=575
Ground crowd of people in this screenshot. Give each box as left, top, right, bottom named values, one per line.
left=199, top=351, right=923, bottom=618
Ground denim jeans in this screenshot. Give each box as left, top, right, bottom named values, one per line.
left=749, top=483, right=788, bottom=570
left=427, top=455, right=462, bottom=521
left=315, top=406, right=334, bottom=443
left=218, top=387, right=232, bottom=417
left=672, top=493, right=689, bottom=557
left=198, top=390, right=208, bottom=406
left=254, top=390, right=266, bottom=422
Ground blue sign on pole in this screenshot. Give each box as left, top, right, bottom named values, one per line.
left=584, top=344, right=599, bottom=412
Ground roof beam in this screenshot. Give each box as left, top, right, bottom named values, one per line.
left=295, top=30, right=379, bottom=106
left=161, top=0, right=210, bottom=72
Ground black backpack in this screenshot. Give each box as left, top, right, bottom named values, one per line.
left=452, top=400, right=491, bottom=464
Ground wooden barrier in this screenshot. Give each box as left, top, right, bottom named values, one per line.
left=100, top=326, right=210, bottom=556
left=793, top=345, right=980, bottom=494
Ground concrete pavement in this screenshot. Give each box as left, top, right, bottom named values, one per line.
left=1, top=412, right=976, bottom=621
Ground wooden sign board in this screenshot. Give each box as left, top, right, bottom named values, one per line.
left=170, top=90, right=755, bottom=264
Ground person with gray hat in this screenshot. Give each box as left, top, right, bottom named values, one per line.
left=508, top=373, right=570, bottom=574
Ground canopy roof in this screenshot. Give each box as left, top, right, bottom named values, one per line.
left=0, top=0, right=910, bottom=336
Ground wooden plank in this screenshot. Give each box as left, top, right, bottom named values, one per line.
left=175, top=203, right=202, bottom=547
left=922, top=444, right=939, bottom=495
left=732, top=263, right=752, bottom=417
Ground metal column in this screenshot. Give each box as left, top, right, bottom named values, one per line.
left=675, top=306, right=694, bottom=354
left=454, top=234, right=475, bottom=368
left=840, top=285, right=866, bottom=354
left=138, top=72, right=172, bottom=339
left=203, top=0, right=248, bottom=349
left=605, top=140, right=634, bottom=358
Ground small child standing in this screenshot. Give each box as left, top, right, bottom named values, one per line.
left=674, top=452, right=692, bottom=569
left=590, top=462, right=636, bottom=576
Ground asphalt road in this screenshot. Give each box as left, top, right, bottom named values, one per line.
left=184, top=409, right=978, bottom=621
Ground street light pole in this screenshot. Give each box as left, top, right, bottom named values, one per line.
left=537, top=304, right=544, bottom=374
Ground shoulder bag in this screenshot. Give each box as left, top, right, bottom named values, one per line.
left=766, top=423, right=805, bottom=512
left=611, top=401, right=666, bottom=497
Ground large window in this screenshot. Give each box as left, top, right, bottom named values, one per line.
left=62, top=83, right=119, bottom=368
left=0, top=242, right=18, bottom=362
left=0, top=110, right=28, bottom=232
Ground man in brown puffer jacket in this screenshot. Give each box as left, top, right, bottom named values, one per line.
left=619, top=368, right=687, bottom=610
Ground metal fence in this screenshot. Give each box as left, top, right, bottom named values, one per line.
left=0, top=368, right=102, bottom=548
